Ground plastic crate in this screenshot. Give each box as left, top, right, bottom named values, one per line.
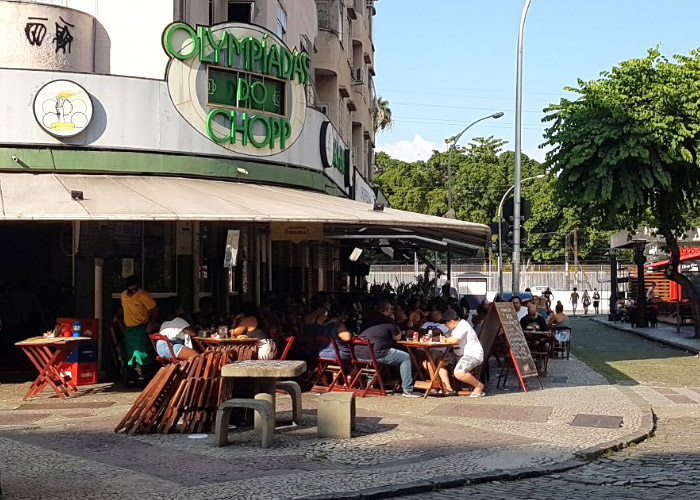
left=63, top=362, right=98, bottom=386
left=66, top=342, right=98, bottom=363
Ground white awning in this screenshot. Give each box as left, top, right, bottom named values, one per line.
left=0, top=173, right=489, bottom=247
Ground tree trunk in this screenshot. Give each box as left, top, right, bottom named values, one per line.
left=664, top=233, right=700, bottom=338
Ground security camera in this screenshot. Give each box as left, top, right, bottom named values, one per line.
left=11, top=155, right=18, bottom=162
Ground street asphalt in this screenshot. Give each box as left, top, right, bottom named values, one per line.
left=0, top=317, right=698, bottom=499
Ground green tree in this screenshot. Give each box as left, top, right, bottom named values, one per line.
left=543, top=47, right=700, bottom=337
left=373, top=96, right=393, bottom=132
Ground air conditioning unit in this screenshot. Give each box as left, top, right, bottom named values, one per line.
left=351, top=67, right=365, bottom=84
left=366, top=0, right=374, bottom=9
left=315, top=103, right=330, bottom=116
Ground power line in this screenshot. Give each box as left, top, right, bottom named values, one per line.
left=389, top=101, right=548, bottom=113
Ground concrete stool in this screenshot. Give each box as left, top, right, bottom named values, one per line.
left=216, top=398, right=275, bottom=448
left=317, top=392, right=356, bottom=439
left=275, top=380, right=303, bottom=425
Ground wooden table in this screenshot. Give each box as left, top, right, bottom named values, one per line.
left=15, top=336, right=91, bottom=401
left=192, top=336, right=258, bottom=360
left=221, top=360, right=306, bottom=433
left=397, top=340, right=454, bottom=398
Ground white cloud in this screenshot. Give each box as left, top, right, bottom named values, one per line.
left=377, top=134, right=444, bottom=162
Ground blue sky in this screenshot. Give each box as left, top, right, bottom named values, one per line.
left=373, top=0, right=700, bottom=163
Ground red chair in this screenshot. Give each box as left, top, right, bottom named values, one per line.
left=278, top=335, right=295, bottom=360
left=347, top=337, right=386, bottom=397
left=312, top=335, right=350, bottom=392
left=149, top=333, right=178, bottom=364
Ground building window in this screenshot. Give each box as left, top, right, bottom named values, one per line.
left=338, top=1, right=344, bottom=41
left=277, top=6, right=287, bottom=40
left=228, top=1, right=253, bottom=23
left=317, top=1, right=330, bottom=30
left=209, top=0, right=215, bottom=24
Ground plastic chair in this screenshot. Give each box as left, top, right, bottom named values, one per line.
left=347, top=337, right=386, bottom=397
left=148, top=333, right=178, bottom=364
left=312, top=335, right=350, bottom=392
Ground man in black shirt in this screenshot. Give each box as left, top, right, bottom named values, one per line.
left=520, top=303, right=548, bottom=332
left=358, top=300, right=420, bottom=397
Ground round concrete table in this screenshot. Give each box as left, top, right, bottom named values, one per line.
left=221, top=360, right=306, bottom=432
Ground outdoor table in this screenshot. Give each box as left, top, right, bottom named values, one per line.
left=397, top=340, right=454, bottom=399
left=192, top=336, right=258, bottom=360
left=15, top=336, right=91, bottom=401
left=221, top=360, right=306, bottom=433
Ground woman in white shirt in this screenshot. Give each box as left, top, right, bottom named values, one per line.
left=158, top=313, right=198, bottom=360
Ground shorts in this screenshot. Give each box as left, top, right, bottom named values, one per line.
left=156, top=339, right=184, bottom=359
left=454, top=355, right=481, bottom=374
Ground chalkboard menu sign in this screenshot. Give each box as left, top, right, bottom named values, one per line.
left=478, top=302, right=540, bottom=392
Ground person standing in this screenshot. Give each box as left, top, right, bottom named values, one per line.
left=570, top=287, right=579, bottom=315
left=582, top=290, right=591, bottom=315
left=647, top=283, right=656, bottom=301
left=592, top=288, right=601, bottom=314
left=120, top=277, right=158, bottom=380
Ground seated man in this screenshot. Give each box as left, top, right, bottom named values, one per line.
left=357, top=300, right=421, bottom=398
left=520, top=303, right=548, bottom=332
left=442, top=309, right=485, bottom=397
left=512, top=295, right=527, bottom=321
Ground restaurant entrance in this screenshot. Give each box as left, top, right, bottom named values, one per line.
left=0, top=223, right=74, bottom=379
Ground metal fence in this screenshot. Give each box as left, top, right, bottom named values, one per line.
left=368, top=264, right=611, bottom=294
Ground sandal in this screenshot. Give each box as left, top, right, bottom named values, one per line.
left=443, top=390, right=457, bottom=397
left=469, top=391, right=485, bottom=398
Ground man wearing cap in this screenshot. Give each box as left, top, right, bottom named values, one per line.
left=442, top=309, right=485, bottom=397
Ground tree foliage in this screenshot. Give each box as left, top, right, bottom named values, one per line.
left=543, top=47, right=700, bottom=336
left=374, top=137, right=608, bottom=260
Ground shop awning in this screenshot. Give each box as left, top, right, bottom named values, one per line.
left=0, top=173, right=489, bottom=248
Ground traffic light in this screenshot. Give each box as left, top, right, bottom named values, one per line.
left=502, top=198, right=530, bottom=249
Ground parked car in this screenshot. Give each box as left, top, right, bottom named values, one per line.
left=493, top=291, right=535, bottom=303
left=530, top=286, right=555, bottom=295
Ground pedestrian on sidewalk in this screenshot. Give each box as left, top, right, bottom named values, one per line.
left=582, top=290, right=591, bottom=315
left=592, top=288, right=600, bottom=314
left=570, top=287, right=579, bottom=315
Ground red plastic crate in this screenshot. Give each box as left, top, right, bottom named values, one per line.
left=63, top=362, right=98, bottom=386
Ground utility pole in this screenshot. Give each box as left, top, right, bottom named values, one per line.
left=573, top=226, right=579, bottom=288
left=564, top=231, right=570, bottom=289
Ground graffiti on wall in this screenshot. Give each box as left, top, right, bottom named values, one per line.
left=24, top=15, right=74, bottom=53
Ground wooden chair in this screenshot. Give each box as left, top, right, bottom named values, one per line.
left=312, top=335, right=350, bottom=392
left=550, top=325, right=572, bottom=359
left=149, top=333, right=178, bottom=364
left=346, top=337, right=386, bottom=397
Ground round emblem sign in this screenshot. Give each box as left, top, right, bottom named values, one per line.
left=33, top=80, right=93, bottom=137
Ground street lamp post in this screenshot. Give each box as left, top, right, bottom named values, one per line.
left=497, top=174, right=544, bottom=295
left=512, top=0, right=533, bottom=294
left=446, top=112, right=505, bottom=217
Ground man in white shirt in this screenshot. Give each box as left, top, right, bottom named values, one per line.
left=512, top=296, right=527, bottom=321
left=442, top=309, right=485, bottom=397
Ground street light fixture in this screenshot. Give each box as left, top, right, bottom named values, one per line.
left=496, top=173, right=544, bottom=295
left=445, top=111, right=504, bottom=217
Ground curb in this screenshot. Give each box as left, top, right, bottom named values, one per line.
left=574, top=406, right=656, bottom=461
left=589, top=318, right=700, bottom=354
left=285, top=410, right=657, bottom=500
